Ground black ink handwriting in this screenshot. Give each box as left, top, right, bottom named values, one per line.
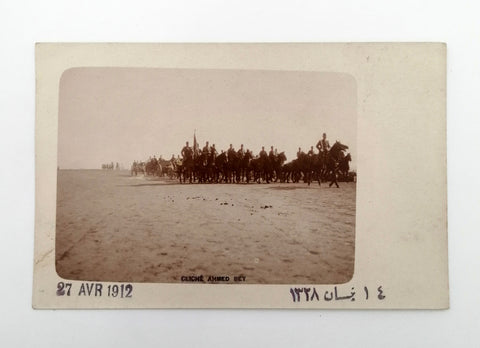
left=377, top=286, right=385, bottom=300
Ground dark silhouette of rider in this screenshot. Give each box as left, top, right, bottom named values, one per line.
left=181, top=141, right=193, bottom=159
left=237, top=144, right=245, bottom=159
left=227, top=144, right=236, bottom=162
left=210, top=144, right=218, bottom=160
left=202, top=141, right=210, bottom=156
left=297, top=147, right=304, bottom=158
left=259, top=146, right=267, bottom=159
left=307, top=146, right=315, bottom=156
left=269, top=146, right=275, bottom=161
left=316, top=133, right=330, bottom=155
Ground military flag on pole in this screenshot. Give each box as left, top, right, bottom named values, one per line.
left=193, top=130, right=199, bottom=159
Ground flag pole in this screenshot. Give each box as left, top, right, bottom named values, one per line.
left=193, top=129, right=197, bottom=160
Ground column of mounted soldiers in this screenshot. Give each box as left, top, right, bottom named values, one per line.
left=131, top=133, right=353, bottom=187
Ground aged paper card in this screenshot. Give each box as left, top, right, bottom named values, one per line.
left=33, top=43, right=447, bottom=309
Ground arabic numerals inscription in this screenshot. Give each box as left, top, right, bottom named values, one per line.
left=289, top=285, right=386, bottom=303
left=56, top=282, right=72, bottom=296
left=289, top=287, right=320, bottom=302
left=377, top=286, right=385, bottom=300
left=107, top=284, right=133, bottom=298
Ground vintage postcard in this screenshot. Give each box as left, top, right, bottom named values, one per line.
left=33, top=43, right=448, bottom=309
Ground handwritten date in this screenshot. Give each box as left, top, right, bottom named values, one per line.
left=290, top=285, right=385, bottom=302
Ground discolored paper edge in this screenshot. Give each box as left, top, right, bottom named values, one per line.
left=33, top=43, right=448, bottom=309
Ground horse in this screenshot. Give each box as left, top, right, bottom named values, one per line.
left=205, top=151, right=217, bottom=183
left=324, top=141, right=349, bottom=188
left=157, top=158, right=172, bottom=177
left=130, top=161, right=145, bottom=176
left=214, top=152, right=228, bottom=183
left=338, top=153, right=352, bottom=181
left=250, top=156, right=267, bottom=183
left=145, top=158, right=161, bottom=177
left=226, top=151, right=239, bottom=183
left=282, top=159, right=302, bottom=183
left=102, top=162, right=114, bottom=170
left=196, top=151, right=216, bottom=183
left=310, top=153, right=325, bottom=185
left=239, top=151, right=253, bottom=183
left=173, top=159, right=183, bottom=181
left=295, top=153, right=315, bottom=185
left=193, top=153, right=207, bottom=183
left=163, top=163, right=175, bottom=179
left=271, top=152, right=287, bottom=182
left=282, top=161, right=293, bottom=183
left=179, top=153, right=194, bottom=184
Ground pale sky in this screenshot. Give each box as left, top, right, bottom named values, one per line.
left=58, top=68, right=357, bottom=169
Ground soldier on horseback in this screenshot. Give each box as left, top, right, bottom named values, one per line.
left=269, top=146, right=275, bottom=161
left=180, top=141, right=194, bottom=183
left=316, top=133, right=330, bottom=160
left=202, top=141, right=210, bottom=156
left=227, top=144, right=236, bottom=163
left=209, top=144, right=218, bottom=181
left=237, top=144, right=245, bottom=159
left=297, top=147, right=304, bottom=159
left=259, top=146, right=267, bottom=160
left=307, top=146, right=315, bottom=156
left=257, top=146, right=268, bottom=182
left=181, top=141, right=193, bottom=159
left=210, top=143, right=218, bottom=160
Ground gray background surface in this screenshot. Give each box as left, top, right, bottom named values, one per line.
left=0, top=0, right=478, bottom=347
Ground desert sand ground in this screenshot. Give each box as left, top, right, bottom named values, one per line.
left=56, top=170, right=356, bottom=284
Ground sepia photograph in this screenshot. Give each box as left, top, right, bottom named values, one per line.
left=55, top=67, right=357, bottom=284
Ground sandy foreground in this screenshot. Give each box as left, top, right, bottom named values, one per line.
left=56, top=170, right=356, bottom=284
